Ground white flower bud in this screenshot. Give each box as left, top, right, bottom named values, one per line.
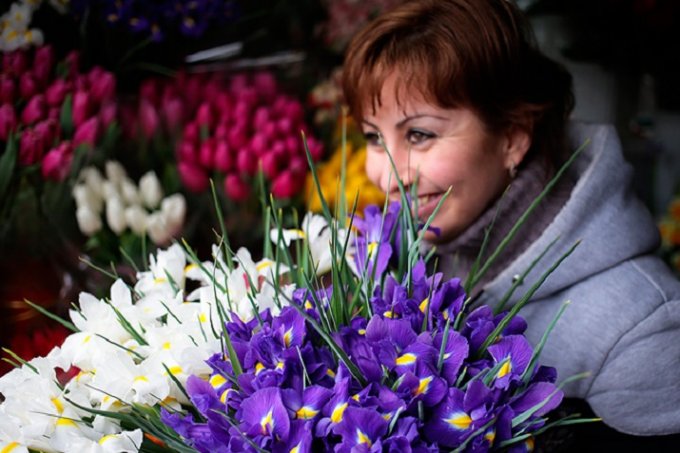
left=160, top=194, right=187, bottom=233
left=80, top=167, right=105, bottom=199
left=106, top=196, right=127, bottom=235
left=125, top=204, right=148, bottom=235
left=121, top=177, right=141, bottom=206
left=146, top=211, right=171, bottom=246
left=139, top=171, right=163, bottom=209
left=102, top=180, right=119, bottom=201
left=105, top=160, right=127, bottom=185
left=76, top=205, right=102, bottom=236
left=72, top=183, right=103, bottom=213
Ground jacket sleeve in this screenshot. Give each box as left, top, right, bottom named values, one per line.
left=585, top=296, right=680, bottom=435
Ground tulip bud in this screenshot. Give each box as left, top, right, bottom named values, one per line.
left=146, top=211, right=171, bottom=245
left=227, top=125, right=247, bottom=150
left=224, top=173, right=250, bottom=202
left=19, top=73, right=37, bottom=99
left=306, top=136, right=324, bottom=161
left=45, top=79, right=70, bottom=107
left=80, top=166, right=105, bottom=202
left=5, top=51, right=29, bottom=76
left=90, top=68, right=116, bottom=104
left=261, top=151, right=280, bottom=180
left=214, top=140, right=233, bottom=172
left=105, top=160, right=127, bottom=186
left=0, top=103, right=17, bottom=142
left=161, top=97, right=183, bottom=132
left=199, top=138, right=215, bottom=169
left=183, top=122, right=199, bottom=144
left=196, top=102, right=214, bottom=128
left=214, top=123, right=229, bottom=141
left=289, top=156, right=308, bottom=177
left=236, top=148, right=257, bottom=176
left=139, top=99, right=159, bottom=139
left=102, top=180, right=119, bottom=200
left=19, top=128, right=45, bottom=166
left=72, top=182, right=103, bottom=213
left=233, top=100, right=250, bottom=121
left=271, top=170, right=301, bottom=199
left=277, top=117, right=293, bottom=136
left=253, top=71, right=277, bottom=97
left=249, top=133, right=269, bottom=157
left=21, top=94, right=46, bottom=125
left=64, top=51, right=80, bottom=78
left=139, top=171, right=163, bottom=209
left=283, top=100, right=304, bottom=124
left=72, top=91, right=92, bottom=128
left=160, top=193, right=186, bottom=233
left=76, top=205, right=102, bottom=236
left=125, top=204, right=148, bottom=235
left=41, top=142, right=73, bottom=182
left=106, top=196, right=127, bottom=235
left=34, top=119, right=59, bottom=151
left=284, top=136, right=299, bottom=156
left=139, top=78, right=159, bottom=105
left=229, top=74, right=249, bottom=94
left=177, top=140, right=198, bottom=164
left=99, top=102, right=117, bottom=129
left=73, top=117, right=100, bottom=148
left=0, top=76, right=15, bottom=104
left=253, top=106, right=270, bottom=130
left=178, top=161, right=209, bottom=193
left=121, top=177, right=141, bottom=206
left=33, top=45, right=55, bottom=87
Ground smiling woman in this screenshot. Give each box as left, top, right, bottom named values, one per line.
left=342, top=0, right=680, bottom=440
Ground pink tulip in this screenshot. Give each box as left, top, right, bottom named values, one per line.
left=161, top=97, right=183, bottom=131
left=0, top=76, right=15, bottom=104
left=253, top=71, right=277, bottom=97
left=271, top=170, right=301, bottom=199
left=33, top=45, right=55, bottom=87
left=72, top=91, right=91, bottom=128
left=47, top=107, right=60, bottom=121
left=177, top=140, right=198, bottom=164
left=233, top=100, right=251, bottom=122
left=249, top=133, right=268, bottom=157
left=289, top=156, right=308, bottom=177
left=237, top=87, right=258, bottom=107
left=4, top=51, right=29, bottom=77
left=0, top=103, right=17, bottom=142
left=178, top=161, right=209, bottom=193
left=140, top=78, right=160, bottom=105
left=199, top=138, right=215, bottom=169
left=227, top=124, right=247, bottom=150
left=19, top=73, right=37, bottom=99
left=214, top=123, right=229, bottom=141
left=306, top=136, right=324, bottom=161
left=284, top=136, right=299, bottom=155
left=229, top=74, right=249, bottom=94
left=139, top=99, right=159, bottom=139
left=21, top=94, right=46, bottom=125
left=45, top=79, right=70, bottom=107
left=99, top=102, right=117, bottom=129
left=277, top=117, right=293, bottom=136
left=271, top=140, right=286, bottom=159
left=236, top=148, right=257, bottom=176
left=223, top=173, right=250, bottom=201
left=34, top=119, right=59, bottom=151
left=195, top=102, right=214, bottom=128
left=214, top=140, right=232, bottom=172
left=253, top=106, right=270, bottom=130
left=261, top=121, right=278, bottom=141
left=19, top=128, right=46, bottom=166
left=74, top=74, right=89, bottom=92
left=64, top=51, right=80, bottom=78
left=73, top=117, right=100, bottom=148
left=41, top=141, right=74, bottom=182
left=183, top=122, right=199, bottom=144
left=90, top=68, right=116, bottom=104
left=214, top=92, right=232, bottom=117
left=261, top=151, right=280, bottom=180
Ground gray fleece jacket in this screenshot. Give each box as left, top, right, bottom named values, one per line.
left=471, top=123, right=680, bottom=436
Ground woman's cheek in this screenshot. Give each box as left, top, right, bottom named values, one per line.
left=364, top=151, right=385, bottom=192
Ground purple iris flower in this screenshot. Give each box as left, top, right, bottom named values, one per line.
left=160, top=409, right=227, bottom=453
left=334, top=406, right=388, bottom=452
left=462, top=306, right=527, bottom=353
left=433, top=330, right=469, bottom=385
left=239, top=387, right=291, bottom=442
left=273, top=420, right=314, bottom=453
left=351, top=202, right=401, bottom=279
left=510, top=381, right=563, bottom=418
left=282, top=385, right=333, bottom=422
left=487, top=335, right=534, bottom=389
left=272, top=306, right=307, bottom=349
left=396, top=364, right=448, bottom=408
left=186, top=375, right=223, bottom=417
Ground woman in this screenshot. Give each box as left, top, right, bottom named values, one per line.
left=341, top=0, right=680, bottom=438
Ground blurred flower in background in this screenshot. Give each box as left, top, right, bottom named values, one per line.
left=659, top=195, right=680, bottom=275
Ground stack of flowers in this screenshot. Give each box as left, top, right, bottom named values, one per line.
left=66, top=0, right=241, bottom=41
left=122, top=70, right=324, bottom=202
left=73, top=160, right=187, bottom=246
left=0, top=188, right=588, bottom=451
left=659, top=195, right=680, bottom=275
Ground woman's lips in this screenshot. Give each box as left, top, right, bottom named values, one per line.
left=417, top=192, right=445, bottom=219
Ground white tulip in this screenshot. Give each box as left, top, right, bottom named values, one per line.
left=79, top=166, right=105, bottom=200
left=139, top=171, right=163, bottom=209
left=124, top=204, right=148, bottom=235
left=146, top=211, right=171, bottom=246
left=102, top=180, right=120, bottom=201
left=72, top=183, right=103, bottom=213
left=105, top=160, right=127, bottom=186
left=160, top=194, right=186, bottom=233
left=106, top=196, right=127, bottom=235
left=76, top=205, right=102, bottom=236
left=120, top=177, right=141, bottom=206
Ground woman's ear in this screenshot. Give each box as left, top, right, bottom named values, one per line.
left=503, top=125, right=532, bottom=171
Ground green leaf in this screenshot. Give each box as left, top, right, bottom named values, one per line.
left=60, top=93, right=74, bottom=136
left=0, top=135, right=17, bottom=202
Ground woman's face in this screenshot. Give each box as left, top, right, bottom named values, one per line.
left=362, top=75, right=526, bottom=243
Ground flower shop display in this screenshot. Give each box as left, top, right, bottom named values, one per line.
left=659, top=195, right=680, bottom=275
left=0, top=188, right=590, bottom=451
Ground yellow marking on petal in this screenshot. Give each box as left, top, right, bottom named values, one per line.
left=283, top=327, right=293, bottom=347
left=484, top=430, right=496, bottom=444
left=162, top=341, right=172, bottom=350
left=295, top=406, right=319, bottom=419
left=210, top=374, right=228, bottom=388
left=382, top=412, right=393, bottom=421
left=167, top=365, right=183, bottom=376
left=51, top=397, right=64, bottom=413
left=82, top=335, right=92, bottom=344
left=352, top=394, right=360, bottom=402
left=56, top=417, right=77, bottom=427
left=304, top=300, right=313, bottom=310
left=326, top=368, right=336, bottom=378
left=442, top=310, right=449, bottom=320
left=445, top=412, right=472, bottom=430
left=356, top=429, right=372, bottom=447
left=134, top=375, right=149, bottom=383
left=184, top=263, right=198, bottom=273
left=291, top=229, right=306, bottom=238
left=1, top=442, right=20, bottom=453
left=255, top=362, right=265, bottom=375
left=497, top=360, right=512, bottom=379
left=290, top=445, right=300, bottom=453
left=256, top=260, right=273, bottom=271
left=154, top=277, right=167, bottom=284
left=220, top=388, right=233, bottom=404
left=415, top=376, right=433, bottom=396
left=330, top=402, right=348, bottom=423
left=383, top=310, right=398, bottom=319
left=260, top=409, right=274, bottom=435
left=107, top=13, right=118, bottom=22
left=395, top=353, right=417, bottom=366
left=419, top=298, right=429, bottom=313
left=275, top=361, right=285, bottom=371
left=357, top=329, right=366, bottom=335
left=99, top=434, right=116, bottom=445
left=199, top=313, right=208, bottom=323
left=367, top=241, right=378, bottom=256
left=525, top=436, right=535, bottom=452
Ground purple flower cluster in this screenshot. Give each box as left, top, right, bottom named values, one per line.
left=69, top=0, right=240, bottom=41
left=161, top=203, right=564, bottom=451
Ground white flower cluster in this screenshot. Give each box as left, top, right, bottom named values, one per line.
left=73, top=161, right=187, bottom=246
left=0, top=242, right=294, bottom=452
left=0, top=1, right=45, bottom=52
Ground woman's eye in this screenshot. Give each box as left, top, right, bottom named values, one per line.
left=363, top=131, right=382, bottom=147
left=406, top=129, right=434, bottom=146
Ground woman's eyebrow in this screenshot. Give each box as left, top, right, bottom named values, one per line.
left=396, top=114, right=448, bottom=129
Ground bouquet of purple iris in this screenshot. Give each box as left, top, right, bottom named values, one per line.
left=159, top=199, right=578, bottom=452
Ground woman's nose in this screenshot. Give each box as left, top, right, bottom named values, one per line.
left=381, top=147, right=416, bottom=197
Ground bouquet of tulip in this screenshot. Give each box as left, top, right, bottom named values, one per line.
left=0, top=44, right=118, bottom=248
left=659, top=195, right=680, bottom=276
left=0, top=148, right=594, bottom=452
